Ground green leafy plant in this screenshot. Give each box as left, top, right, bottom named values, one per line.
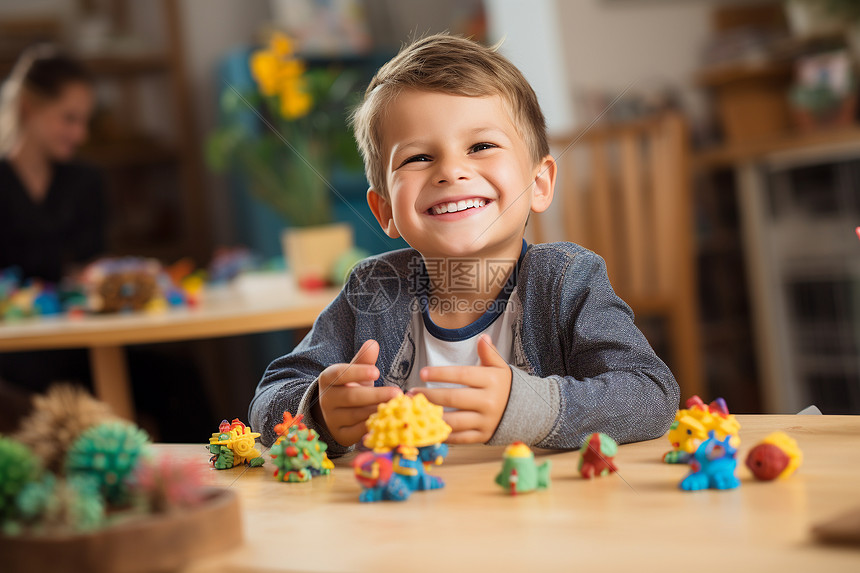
left=207, top=31, right=363, bottom=227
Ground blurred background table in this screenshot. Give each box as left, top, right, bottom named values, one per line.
left=172, top=414, right=860, bottom=572
left=0, top=286, right=340, bottom=419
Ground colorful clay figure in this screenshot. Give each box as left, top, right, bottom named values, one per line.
left=679, top=431, right=741, bottom=491
left=745, top=431, right=803, bottom=481
left=352, top=451, right=411, bottom=502
left=578, top=433, right=618, bottom=479
left=355, top=394, right=452, bottom=502
left=208, top=419, right=265, bottom=470
left=495, top=442, right=551, bottom=495
left=664, top=396, right=741, bottom=464
left=270, top=412, right=332, bottom=482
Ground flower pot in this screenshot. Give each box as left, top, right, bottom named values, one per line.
left=281, top=222, right=354, bottom=288
left=0, top=488, right=241, bottom=573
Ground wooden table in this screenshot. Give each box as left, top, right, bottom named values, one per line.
left=0, top=284, right=340, bottom=419
left=162, top=415, right=860, bottom=572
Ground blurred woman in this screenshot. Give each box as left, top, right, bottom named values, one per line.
left=0, top=46, right=105, bottom=427
left=0, top=44, right=105, bottom=283
left=0, top=47, right=212, bottom=440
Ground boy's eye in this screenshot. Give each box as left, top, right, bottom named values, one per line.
left=470, top=142, right=497, bottom=153
left=400, top=154, right=431, bottom=166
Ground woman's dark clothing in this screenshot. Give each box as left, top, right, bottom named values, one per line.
left=0, top=157, right=212, bottom=441
left=0, top=158, right=105, bottom=283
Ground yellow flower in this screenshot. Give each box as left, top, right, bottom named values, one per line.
left=278, top=58, right=305, bottom=80
left=279, top=84, right=312, bottom=119
left=270, top=32, right=294, bottom=58
left=250, top=51, right=281, bottom=96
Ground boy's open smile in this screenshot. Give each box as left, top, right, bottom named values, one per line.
left=424, top=196, right=493, bottom=219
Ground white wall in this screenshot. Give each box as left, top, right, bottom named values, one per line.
left=177, top=0, right=272, bottom=246
left=485, top=0, right=576, bottom=135
left=484, top=0, right=576, bottom=243
left=556, top=0, right=715, bottom=125
left=485, top=0, right=771, bottom=242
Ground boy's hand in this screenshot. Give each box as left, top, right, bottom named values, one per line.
left=410, top=334, right=512, bottom=444
left=314, top=339, right=402, bottom=447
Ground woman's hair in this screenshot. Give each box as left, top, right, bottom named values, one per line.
left=0, top=45, right=93, bottom=154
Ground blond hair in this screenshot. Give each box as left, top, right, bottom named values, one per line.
left=350, top=33, right=549, bottom=198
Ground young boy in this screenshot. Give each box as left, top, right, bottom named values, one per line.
left=249, top=34, right=679, bottom=455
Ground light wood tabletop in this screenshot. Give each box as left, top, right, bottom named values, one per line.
left=165, top=414, right=860, bottom=573
left=0, top=284, right=340, bottom=418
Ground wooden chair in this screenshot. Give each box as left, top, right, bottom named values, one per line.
left=532, top=112, right=704, bottom=401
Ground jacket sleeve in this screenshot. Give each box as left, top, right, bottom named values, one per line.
left=248, top=274, right=358, bottom=456
left=487, top=250, right=680, bottom=449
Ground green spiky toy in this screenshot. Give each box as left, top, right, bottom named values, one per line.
left=270, top=417, right=332, bottom=483
left=0, top=436, right=40, bottom=521
left=66, top=421, right=150, bottom=505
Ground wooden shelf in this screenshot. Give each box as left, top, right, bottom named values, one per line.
left=693, top=125, right=860, bottom=170
left=80, top=53, right=170, bottom=76
left=0, top=53, right=170, bottom=78
left=696, top=61, right=793, bottom=88
left=78, top=139, right=178, bottom=169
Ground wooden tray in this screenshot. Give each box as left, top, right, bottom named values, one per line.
left=0, top=488, right=241, bottom=573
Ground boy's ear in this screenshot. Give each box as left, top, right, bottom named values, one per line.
left=367, top=188, right=401, bottom=239
left=530, top=154, right=556, bottom=214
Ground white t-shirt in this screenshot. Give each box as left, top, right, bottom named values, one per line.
left=403, top=293, right=517, bottom=390
left=404, top=240, right=525, bottom=390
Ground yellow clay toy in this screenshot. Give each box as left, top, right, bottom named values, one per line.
left=664, top=396, right=740, bottom=464
left=208, top=419, right=264, bottom=469
left=363, top=393, right=452, bottom=452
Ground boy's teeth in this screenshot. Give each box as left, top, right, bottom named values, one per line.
left=431, top=198, right=487, bottom=215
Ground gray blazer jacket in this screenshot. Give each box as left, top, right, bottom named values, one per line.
left=249, top=241, right=679, bottom=456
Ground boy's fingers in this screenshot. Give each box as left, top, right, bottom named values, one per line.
left=334, top=405, right=380, bottom=427
left=409, top=387, right=482, bottom=410
left=352, top=339, right=380, bottom=366
left=440, top=410, right=484, bottom=433
left=477, top=334, right=508, bottom=368
left=334, top=385, right=401, bottom=408
left=324, top=364, right=379, bottom=387
left=338, top=420, right=370, bottom=445
left=419, top=366, right=491, bottom=387
left=445, top=430, right=486, bottom=444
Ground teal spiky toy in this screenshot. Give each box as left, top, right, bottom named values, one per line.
left=66, top=421, right=149, bottom=505
left=0, top=436, right=40, bottom=520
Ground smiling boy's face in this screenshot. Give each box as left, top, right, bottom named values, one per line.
left=367, top=90, right=555, bottom=260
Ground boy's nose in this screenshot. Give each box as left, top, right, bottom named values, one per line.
left=434, top=157, right=470, bottom=185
